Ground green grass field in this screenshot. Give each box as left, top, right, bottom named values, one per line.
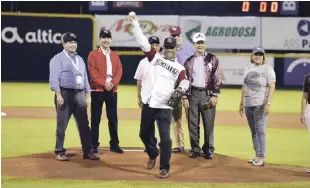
left=1, top=82, right=303, bottom=113
left=1, top=83, right=310, bottom=188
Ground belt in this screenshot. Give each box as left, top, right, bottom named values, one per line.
left=60, top=87, right=83, bottom=92
left=191, top=86, right=206, bottom=91
left=191, top=86, right=213, bottom=95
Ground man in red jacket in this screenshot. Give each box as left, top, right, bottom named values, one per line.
left=88, top=29, right=123, bottom=154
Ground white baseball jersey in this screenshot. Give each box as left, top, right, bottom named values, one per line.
left=132, top=20, right=189, bottom=109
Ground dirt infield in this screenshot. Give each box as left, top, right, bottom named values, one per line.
left=2, top=148, right=310, bottom=183
left=1, top=106, right=304, bottom=129
left=2, top=107, right=308, bottom=183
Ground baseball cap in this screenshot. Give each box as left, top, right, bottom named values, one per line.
left=170, top=26, right=181, bottom=36
left=163, top=37, right=176, bottom=49
left=99, top=29, right=112, bottom=38
left=62, top=32, right=78, bottom=43
left=192, top=32, right=206, bottom=43
left=148, top=36, right=160, bottom=44
left=252, top=46, right=265, bottom=54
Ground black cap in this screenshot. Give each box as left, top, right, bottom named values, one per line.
left=163, top=37, right=176, bottom=49
left=148, top=36, right=160, bottom=44
left=62, top=32, right=78, bottom=43
left=99, top=29, right=112, bottom=38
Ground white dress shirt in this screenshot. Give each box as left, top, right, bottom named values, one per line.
left=191, top=53, right=207, bottom=87
left=100, top=47, right=112, bottom=84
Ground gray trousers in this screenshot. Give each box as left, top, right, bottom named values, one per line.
left=188, top=89, right=216, bottom=154
left=244, top=105, right=267, bottom=158
left=54, top=89, right=91, bottom=155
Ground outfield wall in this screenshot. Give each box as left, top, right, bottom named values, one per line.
left=1, top=12, right=309, bottom=88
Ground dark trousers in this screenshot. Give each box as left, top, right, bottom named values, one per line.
left=139, top=104, right=172, bottom=171
left=90, top=91, right=119, bottom=148
left=54, top=89, right=91, bottom=155
left=148, top=121, right=158, bottom=148
left=188, top=89, right=216, bottom=155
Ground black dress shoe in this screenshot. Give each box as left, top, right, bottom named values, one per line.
left=83, top=152, right=100, bottom=160
left=110, top=146, right=124, bottom=153
left=172, top=147, right=185, bottom=153
left=205, top=153, right=213, bottom=160
left=189, top=151, right=200, bottom=158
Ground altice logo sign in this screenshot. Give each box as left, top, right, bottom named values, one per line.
left=1, top=27, right=63, bottom=44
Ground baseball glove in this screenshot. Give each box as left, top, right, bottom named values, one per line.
left=202, top=100, right=213, bottom=110
left=167, top=87, right=183, bottom=109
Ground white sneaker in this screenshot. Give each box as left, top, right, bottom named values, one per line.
left=252, top=158, right=265, bottom=167
left=306, top=169, right=310, bottom=173
left=248, top=157, right=259, bottom=163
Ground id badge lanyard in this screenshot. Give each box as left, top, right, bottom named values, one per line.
left=64, top=51, right=83, bottom=85
left=65, top=51, right=79, bottom=70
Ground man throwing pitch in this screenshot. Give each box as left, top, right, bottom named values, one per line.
left=128, top=11, right=189, bottom=178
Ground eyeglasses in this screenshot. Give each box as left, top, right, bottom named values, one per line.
left=171, top=34, right=180, bottom=38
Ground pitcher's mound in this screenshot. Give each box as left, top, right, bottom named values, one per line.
left=2, top=148, right=309, bottom=183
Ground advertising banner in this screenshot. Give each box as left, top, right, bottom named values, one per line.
left=283, top=58, right=310, bottom=86
left=89, top=1, right=108, bottom=11
left=95, top=15, right=179, bottom=47
left=219, top=55, right=274, bottom=85
left=112, top=1, right=143, bottom=8
left=1, top=13, right=94, bottom=81
left=262, top=17, right=310, bottom=50
left=179, top=16, right=261, bottom=49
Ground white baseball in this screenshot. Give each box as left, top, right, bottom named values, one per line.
left=129, top=11, right=136, bottom=17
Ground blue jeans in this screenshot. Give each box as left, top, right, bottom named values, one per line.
left=244, top=105, right=267, bottom=158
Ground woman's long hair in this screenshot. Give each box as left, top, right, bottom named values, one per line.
left=250, top=54, right=266, bottom=64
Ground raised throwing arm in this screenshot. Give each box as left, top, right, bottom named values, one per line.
left=128, top=11, right=155, bottom=61
left=128, top=12, right=151, bottom=52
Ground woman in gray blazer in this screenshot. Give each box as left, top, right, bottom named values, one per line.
left=239, top=46, right=276, bottom=167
